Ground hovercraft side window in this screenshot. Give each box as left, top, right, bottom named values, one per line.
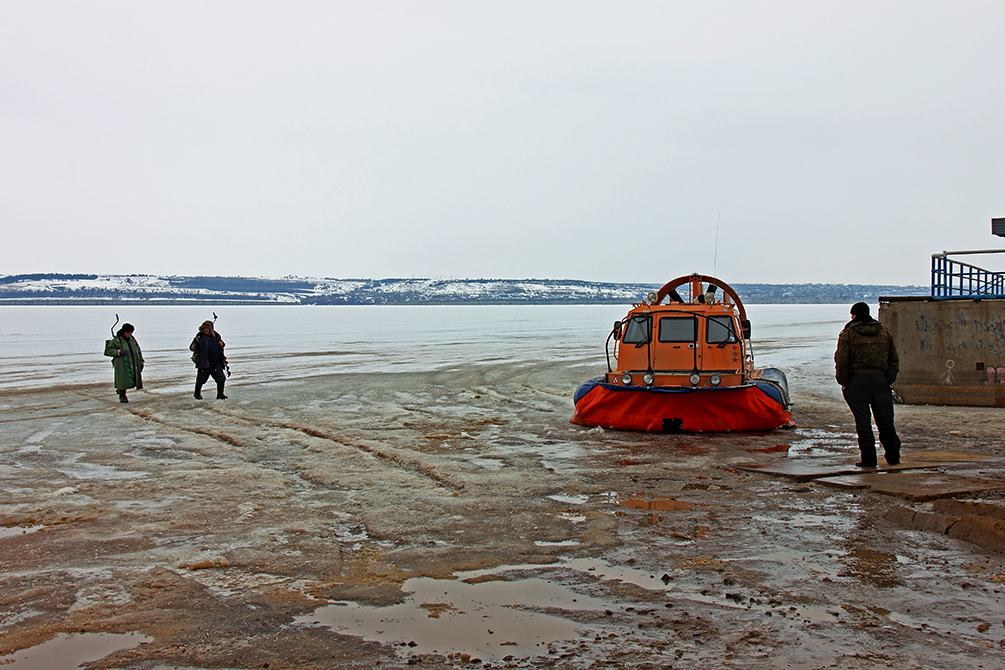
left=621, top=315, right=651, bottom=344
left=658, top=316, right=697, bottom=343
left=706, top=315, right=738, bottom=344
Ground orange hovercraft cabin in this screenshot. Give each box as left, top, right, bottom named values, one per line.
left=571, top=274, right=794, bottom=433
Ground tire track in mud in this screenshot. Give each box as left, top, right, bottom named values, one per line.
left=0, top=407, right=115, bottom=423
left=121, top=406, right=251, bottom=450
left=0, top=391, right=115, bottom=423
left=118, top=403, right=465, bottom=493
left=207, top=406, right=466, bottom=493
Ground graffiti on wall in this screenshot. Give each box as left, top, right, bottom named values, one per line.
left=941, top=360, right=955, bottom=385
left=915, top=312, right=1005, bottom=359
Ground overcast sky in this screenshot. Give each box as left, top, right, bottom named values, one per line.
left=2, top=1, right=1002, bottom=285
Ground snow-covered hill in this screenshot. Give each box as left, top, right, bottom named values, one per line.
left=0, top=274, right=928, bottom=305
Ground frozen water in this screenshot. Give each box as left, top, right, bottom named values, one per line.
left=0, top=303, right=852, bottom=399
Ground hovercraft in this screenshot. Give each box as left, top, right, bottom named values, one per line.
left=571, top=274, right=794, bottom=433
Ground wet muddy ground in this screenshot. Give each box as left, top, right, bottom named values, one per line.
left=2, top=358, right=1005, bottom=669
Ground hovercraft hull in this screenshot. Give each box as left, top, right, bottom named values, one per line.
left=571, top=377, right=794, bottom=433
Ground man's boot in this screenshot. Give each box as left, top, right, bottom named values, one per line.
left=194, top=382, right=203, bottom=400
left=216, top=382, right=227, bottom=400
left=118, top=390, right=128, bottom=403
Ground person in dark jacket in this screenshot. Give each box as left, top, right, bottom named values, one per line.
left=834, top=302, right=901, bottom=467
left=190, top=320, right=228, bottom=400
left=104, top=323, right=144, bottom=403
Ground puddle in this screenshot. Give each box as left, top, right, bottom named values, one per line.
left=296, top=572, right=610, bottom=659
left=0, top=525, right=42, bottom=540
left=730, top=547, right=852, bottom=584
left=619, top=497, right=692, bottom=511
left=840, top=549, right=905, bottom=588
left=298, top=556, right=769, bottom=660
left=743, top=444, right=791, bottom=454
left=751, top=513, right=835, bottom=528
left=798, top=605, right=844, bottom=622
left=0, top=631, right=150, bottom=669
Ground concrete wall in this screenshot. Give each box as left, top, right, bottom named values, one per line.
left=880, top=297, right=1005, bottom=406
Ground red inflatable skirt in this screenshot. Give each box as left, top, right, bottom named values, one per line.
left=571, top=380, right=794, bottom=433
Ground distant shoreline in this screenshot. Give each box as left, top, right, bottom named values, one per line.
left=0, top=274, right=930, bottom=306
left=0, top=297, right=923, bottom=306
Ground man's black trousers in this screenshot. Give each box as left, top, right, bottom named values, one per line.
left=842, top=373, right=901, bottom=466
left=196, top=365, right=227, bottom=398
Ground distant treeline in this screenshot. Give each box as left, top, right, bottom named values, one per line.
left=725, top=283, right=930, bottom=304
left=0, top=273, right=99, bottom=284
left=0, top=274, right=931, bottom=305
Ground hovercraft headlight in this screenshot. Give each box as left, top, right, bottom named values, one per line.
left=643, top=372, right=655, bottom=385
left=710, top=374, right=722, bottom=386
left=621, top=373, right=633, bottom=385
left=689, top=373, right=701, bottom=386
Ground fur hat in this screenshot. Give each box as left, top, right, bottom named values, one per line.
left=200, top=320, right=215, bottom=331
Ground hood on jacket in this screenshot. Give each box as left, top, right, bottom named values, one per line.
left=847, top=319, right=884, bottom=336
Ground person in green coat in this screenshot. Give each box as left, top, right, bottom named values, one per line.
left=104, top=323, right=144, bottom=403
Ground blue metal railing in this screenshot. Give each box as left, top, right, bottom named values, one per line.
left=931, top=252, right=1005, bottom=298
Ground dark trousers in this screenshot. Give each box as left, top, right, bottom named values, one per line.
left=195, top=365, right=227, bottom=398
left=842, top=373, right=900, bottom=465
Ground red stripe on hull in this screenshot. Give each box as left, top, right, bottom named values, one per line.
left=571, top=384, right=794, bottom=433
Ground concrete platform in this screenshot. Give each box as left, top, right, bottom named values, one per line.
left=737, top=451, right=1005, bottom=500
left=817, top=472, right=1002, bottom=502
left=737, top=450, right=1000, bottom=482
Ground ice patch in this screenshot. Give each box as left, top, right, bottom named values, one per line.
left=467, top=457, right=504, bottom=471
left=0, top=525, right=42, bottom=540
left=534, top=540, right=581, bottom=547
left=237, top=503, right=259, bottom=519
left=55, top=454, right=146, bottom=480
left=548, top=494, right=589, bottom=505
left=334, top=526, right=368, bottom=543
left=130, top=437, right=177, bottom=450
left=0, top=608, right=44, bottom=628
left=25, top=427, right=58, bottom=444
left=70, top=584, right=133, bottom=612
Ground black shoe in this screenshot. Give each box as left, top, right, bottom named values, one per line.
left=886, top=459, right=900, bottom=466
left=119, top=396, right=129, bottom=403
left=855, top=462, right=877, bottom=468
left=194, top=393, right=203, bottom=400
left=217, top=394, right=227, bottom=400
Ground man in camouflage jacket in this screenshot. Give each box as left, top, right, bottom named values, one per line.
left=834, top=302, right=901, bottom=467
left=832, top=303, right=904, bottom=466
